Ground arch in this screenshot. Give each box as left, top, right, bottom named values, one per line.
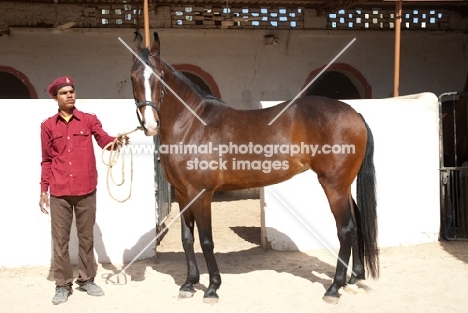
left=302, top=63, right=371, bottom=99
left=0, top=66, right=38, bottom=99
left=173, top=64, right=221, bottom=99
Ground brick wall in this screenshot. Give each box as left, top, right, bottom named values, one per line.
left=0, top=2, right=467, bottom=31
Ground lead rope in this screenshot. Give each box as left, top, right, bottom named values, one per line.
left=102, top=126, right=142, bottom=203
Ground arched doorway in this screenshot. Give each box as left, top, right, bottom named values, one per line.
left=173, top=64, right=221, bottom=98
left=302, top=63, right=371, bottom=100
left=181, top=71, right=213, bottom=95
left=306, top=71, right=360, bottom=99
left=0, top=66, right=37, bottom=99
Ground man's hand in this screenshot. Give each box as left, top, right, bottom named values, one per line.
left=39, top=193, right=50, bottom=214
left=116, top=134, right=130, bottom=146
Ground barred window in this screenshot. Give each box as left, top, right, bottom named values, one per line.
left=327, top=8, right=449, bottom=30
left=98, top=4, right=141, bottom=27
left=172, top=6, right=303, bottom=29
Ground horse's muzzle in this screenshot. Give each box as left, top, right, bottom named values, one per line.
left=144, top=124, right=159, bottom=136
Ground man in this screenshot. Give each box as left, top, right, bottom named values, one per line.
left=39, top=76, right=127, bottom=305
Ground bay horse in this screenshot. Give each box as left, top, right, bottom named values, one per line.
left=129, top=31, right=379, bottom=304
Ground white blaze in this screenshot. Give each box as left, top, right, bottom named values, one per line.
left=143, top=65, right=158, bottom=132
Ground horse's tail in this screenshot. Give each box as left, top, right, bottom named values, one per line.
left=356, top=115, right=379, bottom=279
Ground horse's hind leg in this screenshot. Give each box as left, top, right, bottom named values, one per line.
left=177, top=191, right=200, bottom=299
left=345, top=197, right=365, bottom=292
left=321, top=184, right=357, bottom=304
left=344, top=195, right=365, bottom=294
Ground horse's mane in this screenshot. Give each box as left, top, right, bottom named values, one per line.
left=164, top=59, right=224, bottom=103
left=139, top=48, right=224, bottom=104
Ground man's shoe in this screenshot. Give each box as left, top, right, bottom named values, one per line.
left=78, top=281, right=104, bottom=296
left=52, top=287, right=71, bottom=305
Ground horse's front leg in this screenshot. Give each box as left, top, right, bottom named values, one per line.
left=178, top=205, right=200, bottom=298
left=195, top=195, right=221, bottom=303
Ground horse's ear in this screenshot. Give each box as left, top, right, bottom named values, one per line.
left=133, top=31, right=142, bottom=54
left=150, top=31, right=160, bottom=56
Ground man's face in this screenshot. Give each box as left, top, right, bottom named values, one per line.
left=54, top=86, right=76, bottom=110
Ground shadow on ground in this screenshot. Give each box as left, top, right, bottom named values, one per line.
left=440, top=240, right=468, bottom=264
left=112, top=225, right=370, bottom=297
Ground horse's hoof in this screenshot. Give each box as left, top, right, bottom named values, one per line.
left=322, top=295, right=340, bottom=305
left=178, top=290, right=195, bottom=299
left=203, top=296, right=219, bottom=304
left=344, top=284, right=359, bottom=295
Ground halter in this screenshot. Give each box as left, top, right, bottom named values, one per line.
left=135, top=70, right=165, bottom=132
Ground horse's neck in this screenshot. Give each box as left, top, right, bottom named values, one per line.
left=159, top=71, right=206, bottom=141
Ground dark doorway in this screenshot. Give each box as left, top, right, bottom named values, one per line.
left=181, top=71, right=214, bottom=96
left=440, top=92, right=468, bottom=241
left=0, top=71, right=31, bottom=99
left=306, top=71, right=361, bottom=100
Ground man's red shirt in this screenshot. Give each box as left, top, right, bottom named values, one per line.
left=40, top=108, right=116, bottom=197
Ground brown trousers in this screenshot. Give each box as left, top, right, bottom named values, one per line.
left=50, top=190, right=97, bottom=289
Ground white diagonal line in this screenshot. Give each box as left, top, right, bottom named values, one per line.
left=268, top=38, right=356, bottom=125
left=267, top=188, right=356, bottom=277
left=118, top=37, right=207, bottom=126
left=113, top=188, right=206, bottom=280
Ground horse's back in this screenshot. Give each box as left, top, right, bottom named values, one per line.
left=280, top=96, right=367, bottom=142
left=203, top=95, right=361, bottom=130
left=293, top=95, right=362, bottom=122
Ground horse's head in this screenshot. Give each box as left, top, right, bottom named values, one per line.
left=131, top=31, right=165, bottom=136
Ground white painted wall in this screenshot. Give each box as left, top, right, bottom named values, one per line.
left=0, top=92, right=442, bottom=267
left=1, top=28, right=467, bottom=105
left=0, top=99, right=157, bottom=267
left=261, top=92, right=440, bottom=250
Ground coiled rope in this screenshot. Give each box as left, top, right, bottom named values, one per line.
left=102, top=126, right=142, bottom=202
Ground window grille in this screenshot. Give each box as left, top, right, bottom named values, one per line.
left=172, top=6, right=303, bottom=29
left=327, top=8, right=450, bottom=30
left=98, top=3, right=141, bottom=27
